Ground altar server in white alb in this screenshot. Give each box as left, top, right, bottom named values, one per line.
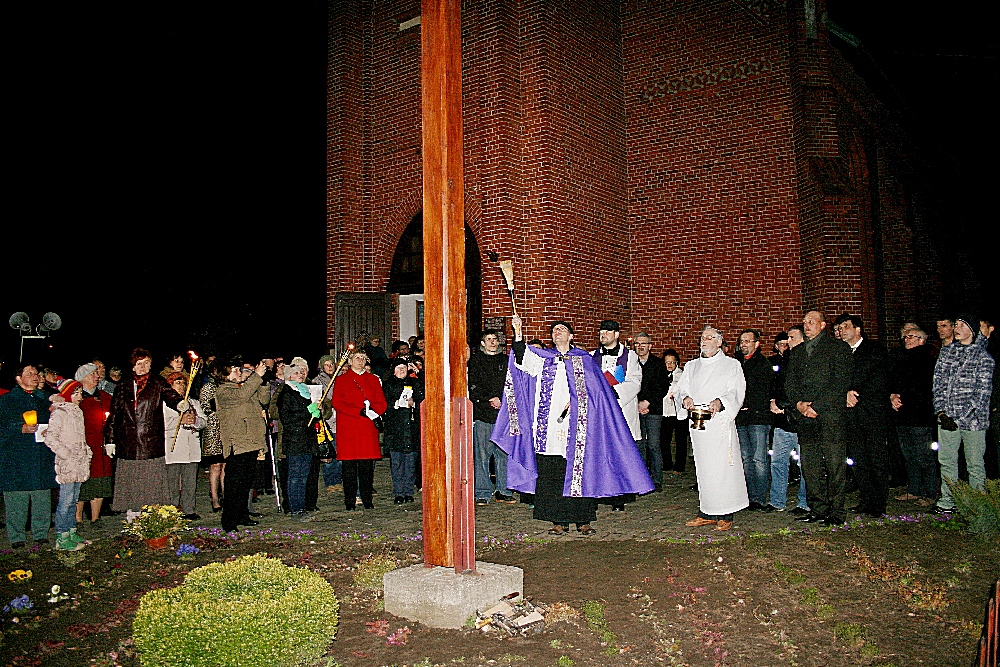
left=675, top=326, right=748, bottom=531
left=592, top=319, right=643, bottom=511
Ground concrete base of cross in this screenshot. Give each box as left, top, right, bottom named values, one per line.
left=383, top=561, right=524, bottom=629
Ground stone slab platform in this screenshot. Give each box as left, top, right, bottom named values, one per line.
left=384, top=561, right=524, bottom=629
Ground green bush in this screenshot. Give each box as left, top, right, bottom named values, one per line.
left=133, top=553, right=338, bottom=667
left=948, top=478, right=1000, bottom=541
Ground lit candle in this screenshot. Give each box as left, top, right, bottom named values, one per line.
left=22, top=410, right=37, bottom=426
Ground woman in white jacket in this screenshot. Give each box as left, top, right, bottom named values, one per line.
left=45, top=379, right=92, bottom=551
left=163, top=373, right=206, bottom=520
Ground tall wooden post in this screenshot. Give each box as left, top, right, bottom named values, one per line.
left=421, top=0, right=475, bottom=573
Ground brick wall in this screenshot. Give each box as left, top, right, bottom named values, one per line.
left=623, top=0, right=803, bottom=360
left=326, top=0, right=940, bottom=353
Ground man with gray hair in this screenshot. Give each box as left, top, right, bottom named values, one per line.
left=675, top=326, right=749, bottom=531
left=889, top=323, right=938, bottom=506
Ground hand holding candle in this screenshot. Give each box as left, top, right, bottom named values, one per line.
left=21, top=410, right=38, bottom=434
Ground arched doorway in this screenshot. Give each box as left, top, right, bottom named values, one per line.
left=386, top=211, right=483, bottom=344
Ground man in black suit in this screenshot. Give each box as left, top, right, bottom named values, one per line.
left=835, top=313, right=891, bottom=516
left=785, top=311, right=853, bottom=525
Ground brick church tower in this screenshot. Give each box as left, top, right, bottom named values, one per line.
left=326, top=0, right=939, bottom=358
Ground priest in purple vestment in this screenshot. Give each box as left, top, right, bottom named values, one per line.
left=491, top=315, right=654, bottom=536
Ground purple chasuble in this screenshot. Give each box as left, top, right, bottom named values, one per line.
left=491, top=346, right=653, bottom=498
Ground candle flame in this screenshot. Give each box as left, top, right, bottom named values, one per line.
left=189, top=351, right=199, bottom=361
left=347, top=343, right=355, bottom=350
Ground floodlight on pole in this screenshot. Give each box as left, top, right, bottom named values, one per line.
left=8, top=312, right=62, bottom=362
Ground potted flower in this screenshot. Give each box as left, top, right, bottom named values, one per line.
left=123, top=505, right=189, bottom=549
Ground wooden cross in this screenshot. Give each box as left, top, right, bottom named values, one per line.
left=420, top=0, right=475, bottom=573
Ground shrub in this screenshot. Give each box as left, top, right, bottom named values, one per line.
left=352, top=551, right=400, bottom=591
left=947, top=478, right=1000, bottom=541
left=133, top=553, right=338, bottom=667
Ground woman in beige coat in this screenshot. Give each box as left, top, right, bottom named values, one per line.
left=45, top=379, right=92, bottom=551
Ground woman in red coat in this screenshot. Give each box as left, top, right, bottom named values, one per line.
left=332, top=350, right=387, bottom=510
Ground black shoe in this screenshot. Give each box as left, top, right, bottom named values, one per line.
left=760, top=504, right=776, bottom=513
left=183, top=513, right=202, bottom=521
left=748, top=501, right=765, bottom=512
left=241, top=520, right=259, bottom=527
left=611, top=504, right=626, bottom=512
left=222, top=525, right=238, bottom=533
left=931, top=505, right=954, bottom=515
left=212, top=506, right=222, bottom=513
left=248, top=511, right=264, bottom=518
left=394, top=496, right=405, bottom=504
left=689, top=483, right=699, bottom=492
left=821, top=516, right=846, bottom=527
left=10, top=542, right=24, bottom=549
left=789, top=507, right=809, bottom=516
left=494, top=492, right=516, bottom=504
left=795, top=514, right=823, bottom=523
left=362, top=502, right=374, bottom=509
left=404, top=496, right=414, bottom=503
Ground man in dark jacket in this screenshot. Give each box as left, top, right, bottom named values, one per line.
left=469, top=330, right=513, bottom=504
left=737, top=329, right=774, bottom=511
left=836, top=314, right=891, bottom=516
left=0, top=364, right=56, bottom=548
left=785, top=311, right=853, bottom=525
left=889, top=323, right=938, bottom=505
left=635, top=333, right=669, bottom=490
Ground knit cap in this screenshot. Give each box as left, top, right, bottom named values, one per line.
left=57, top=379, right=82, bottom=401
left=74, top=363, right=98, bottom=381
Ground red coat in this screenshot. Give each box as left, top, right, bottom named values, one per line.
left=80, top=390, right=114, bottom=478
left=332, top=371, right=387, bottom=461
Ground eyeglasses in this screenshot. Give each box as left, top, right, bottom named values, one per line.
left=902, top=334, right=922, bottom=340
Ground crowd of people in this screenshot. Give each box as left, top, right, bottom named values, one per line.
left=0, top=312, right=995, bottom=549
left=479, top=311, right=997, bottom=533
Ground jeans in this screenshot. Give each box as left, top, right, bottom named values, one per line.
left=321, top=435, right=342, bottom=486
left=737, top=424, right=771, bottom=505
left=897, top=426, right=938, bottom=498
left=937, top=428, right=986, bottom=509
left=55, top=482, right=82, bottom=534
left=287, top=454, right=313, bottom=513
left=390, top=451, right=417, bottom=496
left=638, top=413, right=664, bottom=485
left=3, top=490, right=52, bottom=543
left=770, top=428, right=808, bottom=510
left=474, top=420, right=507, bottom=500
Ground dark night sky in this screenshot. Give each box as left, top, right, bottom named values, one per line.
left=3, top=1, right=995, bottom=380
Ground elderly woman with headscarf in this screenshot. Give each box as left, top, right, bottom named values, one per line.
left=163, top=372, right=206, bottom=520
left=277, top=358, right=322, bottom=517
left=331, top=349, right=386, bottom=510
left=104, top=349, right=185, bottom=513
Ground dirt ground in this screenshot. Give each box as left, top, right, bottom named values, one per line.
left=1, top=513, right=995, bottom=667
